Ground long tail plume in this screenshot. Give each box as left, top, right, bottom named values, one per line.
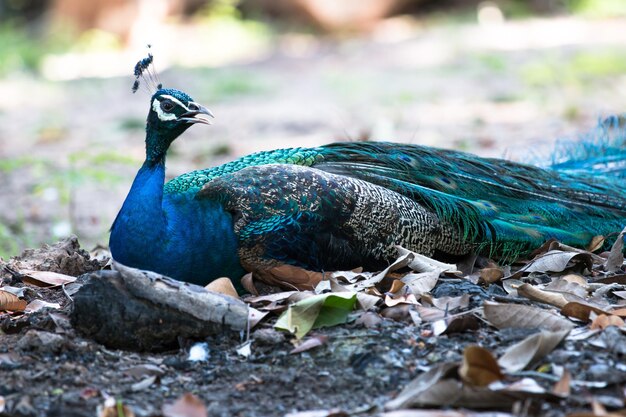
left=549, top=115, right=626, bottom=178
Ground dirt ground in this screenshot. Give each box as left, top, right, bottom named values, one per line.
left=2, top=234, right=626, bottom=417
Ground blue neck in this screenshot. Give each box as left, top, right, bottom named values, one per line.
left=109, top=154, right=245, bottom=286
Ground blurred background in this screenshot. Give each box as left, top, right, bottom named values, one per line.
left=0, top=0, right=625, bottom=258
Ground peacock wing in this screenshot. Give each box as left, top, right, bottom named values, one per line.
left=196, top=164, right=470, bottom=274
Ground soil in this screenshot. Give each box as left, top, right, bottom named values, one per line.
left=2, top=237, right=626, bottom=417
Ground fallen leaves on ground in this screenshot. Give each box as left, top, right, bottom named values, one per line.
left=290, top=334, right=329, bottom=354
left=459, top=345, right=503, bottom=387
left=275, top=292, right=357, bottom=338
left=4, top=231, right=626, bottom=416
left=19, top=270, right=77, bottom=287
left=0, top=290, right=27, bottom=312
left=162, top=393, right=207, bottom=417
left=498, top=329, right=570, bottom=373
left=483, top=301, right=575, bottom=331
left=204, top=277, right=239, bottom=298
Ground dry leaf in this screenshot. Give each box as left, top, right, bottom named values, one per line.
left=248, top=307, right=269, bottom=329
left=386, top=361, right=558, bottom=411
left=20, top=270, right=76, bottom=287
left=479, top=267, right=504, bottom=284
left=396, top=246, right=458, bottom=273
left=587, top=235, right=606, bottom=252
left=240, top=273, right=258, bottom=295
left=552, top=369, right=571, bottom=397
left=606, top=227, right=626, bottom=273
left=424, top=294, right=470, bottom=311
left=356, top=293, right=381, bottom=310
left=547, top=242, right=605, bottom=264
left=401, top=270, right=441, bottom=296
left=385, top=281, right=419, bottom=306
left=384, top=362, right=460, bottom=410
left=255, top=264, right=324, bottom=290
left=562, top=274, right=589, bottom=287
left=205, top=277, right=239, bottom=298
left=608, top=307, right=626, bottom=317
left=290, top=335, right=329, bottom=354
left=517, top=283, right=569, bottom=308
left=459, top=345, right=503, bottom=387
left=483, top=301, right=574, bottom=332
left=560, top=302, right=610, bottom=322
left=245, top=291, right=298, bottom=305
left=414, top=305, right=446, bottom=322
left=351, top=251, right=415, bottom=290
left=0, top=290, right=27, bottom=312
left=0, top=286, right=26, bottom=297
left=436, top=314, right=480, bottom=336
left=523, top=250, right=593, bottom=274
left=545, top=277, right=589, bottom=298
left=498, top=329, right=570, bottom=373
left=612, top=291, right=626, bottom=300
left=387, top=279, right=405, bottom=294
left=593, top=274, right=626, bottom=285
left=502, top=279, right=523, bottom=296
left=25, top=300, right=61, bottom=313
left=385, top=293, right=419, bottom=307
left=162, top=393, right=207, bottom=417
left=590, top=314, right=625, bottom=330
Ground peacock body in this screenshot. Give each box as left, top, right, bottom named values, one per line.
left=109, top=88, right=626, bottom=288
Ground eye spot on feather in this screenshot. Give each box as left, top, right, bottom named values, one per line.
left=434, top=176, right=457, bottom=190
left=474, top=200, right=498, bottom=214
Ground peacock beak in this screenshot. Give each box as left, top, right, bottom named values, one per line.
left=178, top=102, right=215, bottom=125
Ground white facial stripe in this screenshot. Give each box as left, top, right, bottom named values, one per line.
left=159, top=94, right=190, bottom=112
left=152, top=99, right=177, bottom=121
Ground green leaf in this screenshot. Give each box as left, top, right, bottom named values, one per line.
left=275, top=293, right=357, bottom=339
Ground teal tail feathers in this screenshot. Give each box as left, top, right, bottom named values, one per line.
left=548, top=116, right=626, bottom=178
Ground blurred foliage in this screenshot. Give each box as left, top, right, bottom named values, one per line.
left=72, top=29, right=123, bottom=53
left=195, top=68, right=273, bottom=100
left=0, top=23, right=46, bottom=75
left=119, top=117, right=146, bottom=132
left=521, top=50, right=626, bottom=88
left=0, top=221, right=24, bottom=260
left=0, top=151, right=136, bottom=258
left=566, top=0, right=626, bottom=17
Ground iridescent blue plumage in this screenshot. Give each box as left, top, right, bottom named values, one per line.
left=109, top=87, right=626, bottom=289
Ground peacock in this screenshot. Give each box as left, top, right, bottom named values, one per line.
left=109, top=85, right=626, bottom=290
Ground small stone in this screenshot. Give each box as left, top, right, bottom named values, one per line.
left=355, top=311, right=383, bottom=328
left=253, top=328, right=285, bottom=345
left=380, top=305, right=411, bottom=322
left=16, top=330, right=66, bottom=353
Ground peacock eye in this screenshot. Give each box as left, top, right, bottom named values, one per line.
left=160, top=100, right=174, bottom=112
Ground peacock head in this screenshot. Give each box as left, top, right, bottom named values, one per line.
left=145, top=88, right=214, bottom=162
